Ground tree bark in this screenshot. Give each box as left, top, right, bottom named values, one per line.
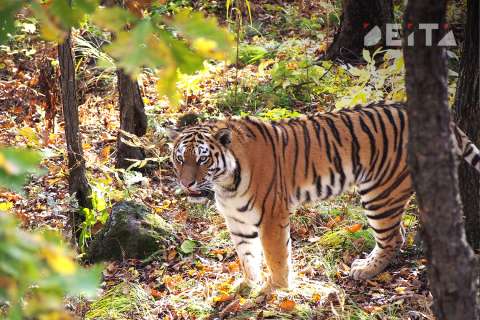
left=403, top=1, right=479, bottom=319
left=115, top=68, right=148, bottom=169
left=324, top=0, right=393, bottom=62
left=453, top=0, right=480, bottom=250
left=58, top=29, right=92, bottom=241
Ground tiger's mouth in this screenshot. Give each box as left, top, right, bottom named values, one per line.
left=187, top=189, right=210, bottom=198
left=186, top=189, right=214, bottom=201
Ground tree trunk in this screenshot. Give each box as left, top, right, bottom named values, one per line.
left=403, top=1, right=479, bottom=319
left=115, top=69, right=148, bottom=169
left=58, top=29, right=92, bottom=241
left=324, top=0, right=393, bottom=62
left=453, top=0, right=480, bottom=250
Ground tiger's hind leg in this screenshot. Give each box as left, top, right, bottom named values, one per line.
left=351, top=175, right=413, bottom=280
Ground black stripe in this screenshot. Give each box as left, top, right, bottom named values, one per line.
left=288, top=122, right=299, bottom=186
left=325, top=117, right=342, bottom=146
left=341, top=113, right=362, bottom=178
left=305, top=191, right=311, bottom=202
left=359, top=116, right=376, bottom=166
left=332, top=144, right=346, bottom=190
left=237, top=196, right=253, bottom=212
left=309, top=116, right=322, bottom=147
left=227, top=215, right=246, bottom=224
left=315, top=176, right=322, bottom=196
left=472, top=155, right=480, bottom=167
left=370, top=220, right=401, bottom=234
left=302, top=121, right=311, bottom=178
left=231, top=231, right=258, bottom=239
left=366, top=204, right=404, bottom=220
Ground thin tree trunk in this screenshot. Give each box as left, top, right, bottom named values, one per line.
left=58, top=29, right=92, bottom=241
left=453, top=0, right=480, bottom=250
left=324, top=0, right=393, bottom=62
left=403, top=1, right=479, bottom=319
left=115, top=69, right=148, bottom=169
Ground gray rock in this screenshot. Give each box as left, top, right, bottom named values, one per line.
left=86, top=201, right=174, bottom=262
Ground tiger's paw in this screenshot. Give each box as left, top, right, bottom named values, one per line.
left=349, top=258, right=387, bottom=280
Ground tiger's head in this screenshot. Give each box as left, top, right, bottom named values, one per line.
left=167, top=125, right=235, bottom=202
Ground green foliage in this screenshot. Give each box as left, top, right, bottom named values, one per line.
left=238, top=44, right=270, bottom=65
left=255, top=108, right=301, bottom=121
left=0, top=215, right=102, bottom=319
left=0, top=148, right=43, bottom=194
left=335, top=49, right=406, bottom=108
left=0, top=148, right=101, bottom=319
left=1, top=2, right=233, bottom=107
left=79, top=182, right=111, bottom=250
left=179, top=239, right=198, bottom=255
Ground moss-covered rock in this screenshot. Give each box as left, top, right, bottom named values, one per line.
left=86, top=201, right=174, bottom=262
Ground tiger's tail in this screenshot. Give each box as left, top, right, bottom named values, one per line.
left=454, top=125, right=480, bottom=173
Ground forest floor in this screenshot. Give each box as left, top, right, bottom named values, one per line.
left=0, top=1, right=466, bottom=319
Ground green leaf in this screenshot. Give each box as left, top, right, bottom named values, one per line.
left=0, top=0, right=24, bottom=43
left=362, top=49, right=372, bottom=63
left=168, top=10, right=234, bottom=60
left=106, top=19, right=167, bottom=77
left=0, top=148, right=43, bottom=193
left=90, top=6, right=137, bottom=33
left=179, top=239, right=197, bottom=254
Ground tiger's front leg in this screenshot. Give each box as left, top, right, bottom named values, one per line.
left=223, top=215, right=263, bottom=287
left=259, top=213, right=292, bottom=293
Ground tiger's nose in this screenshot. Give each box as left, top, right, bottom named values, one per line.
left=180, top=179, right=195, bottom=189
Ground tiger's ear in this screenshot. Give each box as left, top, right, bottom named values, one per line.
left=214, top=128, right=232, bottom=147
left=166, top=128, right=181, bottom=141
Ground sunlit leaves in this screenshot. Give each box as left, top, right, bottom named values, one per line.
left=1, top=2, right=233, bottom=106
left=168, top=10, right=234, bottom=61
left=0, top=0, right=24, bottom=43
left=0, top=148, right=43, bottom=193
left=0, top=214, right=102, bottom=319
left=90, top=6, right=138, bottom=33
left=106, top=19, right=165, bottom=77
left=179, top=239, right=197, bottom=254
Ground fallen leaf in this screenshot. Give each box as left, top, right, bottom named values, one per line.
left=278, top=299, right=296, bottom=311
left=312, top=293, right=321, bottom=303
left=375, top=272, right=393, bottom=283
left=395, top=286, right=407, bottom=294
left=346, top=223, right=362, bottom=233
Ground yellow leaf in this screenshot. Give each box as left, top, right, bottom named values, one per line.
left=0, top=201, right=13, bottom=212
left=19, top=127, right=40, bottom=146
left=227, top=260, right=240, bottom=273
left=395, top=286, right=407, bottom=294
left=99, top=146, right=111, bottom=162
left=41, top=247, right=76, bottom=275
left=279, top=299, right=296, bottom=311
left=312, top=293, right=321, bottom=303
left=192, top=38, right=217, bottom=55
left=213, top=293, right=233, bottom=303
left=375, top=272, right=393, bottom=283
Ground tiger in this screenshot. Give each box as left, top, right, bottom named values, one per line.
left=167, top=102, right=480, bottom=293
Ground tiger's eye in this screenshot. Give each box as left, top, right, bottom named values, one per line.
left=199, top=156, right=208, bottom=163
